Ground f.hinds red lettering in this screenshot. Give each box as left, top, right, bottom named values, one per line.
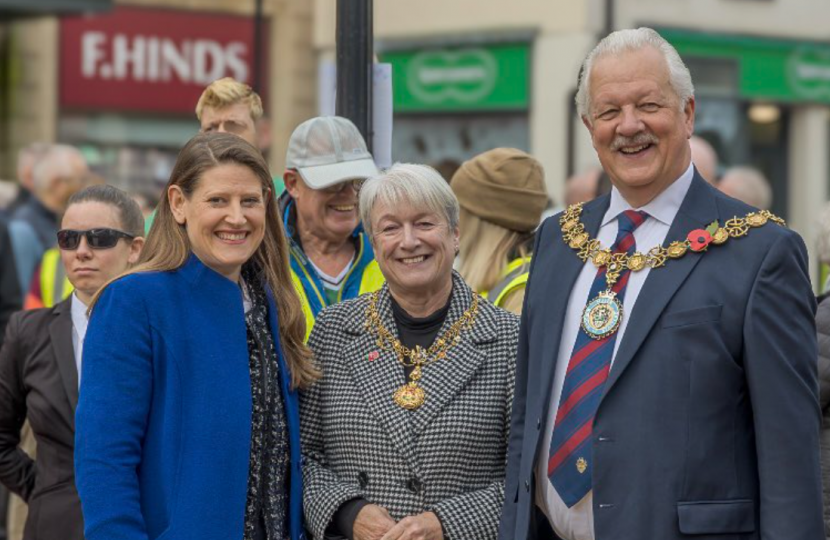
left=82, top=32, right=249, bottom=85
left=60, top=6, right=266, bottom=113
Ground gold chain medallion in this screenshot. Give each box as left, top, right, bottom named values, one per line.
left=365, top=291, right=479, bottom=409
left=393, top=383, right=426, bottom=410
left=560, top=204, right=785, bottom=340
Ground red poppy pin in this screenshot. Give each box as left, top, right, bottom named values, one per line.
left=368, top=351, right=380, bottom=362
left=687, top=221, right=719, bottom=252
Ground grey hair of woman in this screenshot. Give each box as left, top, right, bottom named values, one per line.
left=575, top=27, right=695, bottom=120
left=359, top=163, right=460, bottom=238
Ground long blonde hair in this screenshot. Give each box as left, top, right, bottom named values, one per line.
left=458, top=207, right=532, bottom=293
left=94, top=132, right=317, bottom=389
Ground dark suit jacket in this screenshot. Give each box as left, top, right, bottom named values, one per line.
left=0, top=299, right=84, bottom=540
left=498, top=173, right=824, bottom=540
left=0, top=218, right=22, bottom=350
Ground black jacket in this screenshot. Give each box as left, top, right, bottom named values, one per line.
left=0, top=299, right=84, bottom=540
left=0, top=218, right=22, bottom=350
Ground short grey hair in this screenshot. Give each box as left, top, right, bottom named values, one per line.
left=575, top=27, right=695, bottom=121
left=31, top=144, right=87, bottom=192
left=359, top=163, right=460, bottom=238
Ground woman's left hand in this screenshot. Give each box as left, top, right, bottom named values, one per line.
left=379, top=512, right=444, bottom=540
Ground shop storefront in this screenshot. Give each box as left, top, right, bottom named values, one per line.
left=380, top=42, right=531, bottom=177
left=660, top=28, right=830, bottom=220
left=58, top=5, right=267, bottom=197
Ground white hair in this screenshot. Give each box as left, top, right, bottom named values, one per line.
left=359, top=163, right=460, bottom=238
left=575, top=27, right=695, bottom=121
left=31, top=145, right=87, bottom=192
left=719, top=166, right=773, bottom=210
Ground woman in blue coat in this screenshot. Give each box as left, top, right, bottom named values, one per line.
left=74, top=132, right=317, bottom=540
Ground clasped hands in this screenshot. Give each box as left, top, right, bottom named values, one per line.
left=353, top=503, right=443, bottom=540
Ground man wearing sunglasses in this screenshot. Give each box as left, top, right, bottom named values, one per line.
left=279, top=116, right=384, bottom=337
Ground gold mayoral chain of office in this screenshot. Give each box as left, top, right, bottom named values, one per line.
left=364, top=290, right=479, bottom=410
left=559, top=203, right=786, bottom=340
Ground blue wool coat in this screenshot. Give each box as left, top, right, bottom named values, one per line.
left=75, top=255, right=305, bottom=540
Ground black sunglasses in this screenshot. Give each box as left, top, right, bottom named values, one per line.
left=57, top=228, right=136, bottom=250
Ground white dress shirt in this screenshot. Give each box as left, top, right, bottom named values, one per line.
left=70, top=293, right=90, bottom=388
left=536, top=162, right=694, bottom=540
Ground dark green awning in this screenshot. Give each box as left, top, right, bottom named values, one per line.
left=0, top=0, right=111, bottom=15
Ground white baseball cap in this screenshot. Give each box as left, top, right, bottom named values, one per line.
left=285, top=116, right=379, bottom=190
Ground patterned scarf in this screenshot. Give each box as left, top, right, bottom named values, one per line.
left=242, top=266, right=290, bottom=540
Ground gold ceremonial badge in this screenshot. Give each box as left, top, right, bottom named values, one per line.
left=712, top=228, right=729, bottom=245
left=627, top=252, right=647, bottom=272
left=569, top=232, right=589, bottom=250
left=393, top=383, right=426, bottom=410
left=666, top=241, right=688, bottom=258
left=576, top=457, right=588, bottom=474
left=746, top=212, right=768, bottom=227
left=581, top=291, right=623, bottom=340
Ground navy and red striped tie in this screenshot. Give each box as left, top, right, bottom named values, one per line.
left=548, top=209, right=648, bottom=507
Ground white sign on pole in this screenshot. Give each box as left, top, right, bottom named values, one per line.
left=317, top=60, right=394, bottom=169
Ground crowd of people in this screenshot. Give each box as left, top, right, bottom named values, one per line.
left=0, top=26, right=825, bottom=540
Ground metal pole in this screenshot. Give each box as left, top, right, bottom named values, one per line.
left=335, top=0, right=373, bottom=151
left=252, top=0, right=264, bottom=93
left=604, top=0, right=614, bottom=37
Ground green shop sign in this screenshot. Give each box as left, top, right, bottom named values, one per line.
left=661, top=28, right=830, bottom=104
left=381, top=43, right=529, bottom=112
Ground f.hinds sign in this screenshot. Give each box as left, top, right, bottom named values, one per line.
left=60, top=7, right=267, bottom=114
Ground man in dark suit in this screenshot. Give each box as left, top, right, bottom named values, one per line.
left=498, top=28, right=823, bottom=540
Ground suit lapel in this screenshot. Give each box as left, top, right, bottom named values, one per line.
left=410, top=274, right=493, bottom=437
left=603, top=174, right=719, bottom=396
left=345, top=288, right=422, bottom=475
left=49, top=299, right=79, bottom=423
left=537, top=198, right=610, bottom=400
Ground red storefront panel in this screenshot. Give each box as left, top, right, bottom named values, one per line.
left=60, top=6, right=267, bottom=114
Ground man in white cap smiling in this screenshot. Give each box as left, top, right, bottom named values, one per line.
left=280, top=116, right=384, bottom=335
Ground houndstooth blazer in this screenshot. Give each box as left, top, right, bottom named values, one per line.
left=300, top=272, right=519, bottom=540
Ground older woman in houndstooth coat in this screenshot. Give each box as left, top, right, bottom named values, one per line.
left=300, top=163, right=519, bottom=540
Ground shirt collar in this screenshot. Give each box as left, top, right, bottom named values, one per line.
left=602, top=161, right=695, bottom=227
left=70, top=293, right=90, bottom=338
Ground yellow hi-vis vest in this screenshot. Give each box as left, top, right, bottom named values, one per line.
left=293, top=259, right=384, bottom=341
left=484, top=257, right=532, bottom=308
left=41, top=248, right=74, bottom=308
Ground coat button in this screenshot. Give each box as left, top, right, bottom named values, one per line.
left=406, top=478, right=422, bottom=494
left=536, top=417, right=541, bottom=430
left=357, top=471, right=369, bottom=488
left=525, top=480, right=530, bottom=492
